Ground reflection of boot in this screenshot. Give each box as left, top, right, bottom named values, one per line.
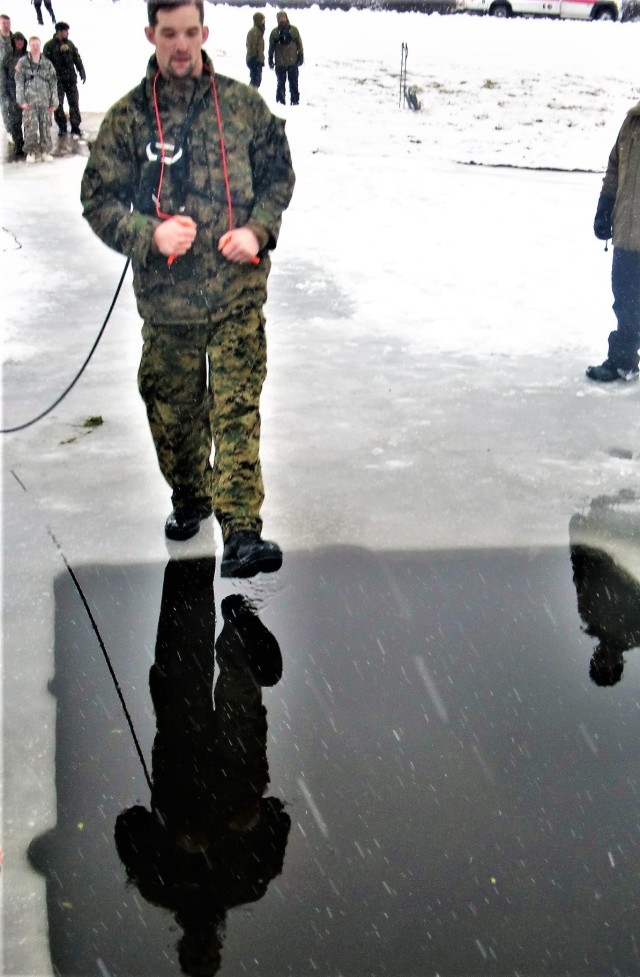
left=589, top=642, right=625, bottom=687
left=217, top=595, right=283, bottom=687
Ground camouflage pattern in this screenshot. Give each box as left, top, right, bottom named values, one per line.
left=81, top=52, right=295, bottom=325
left=81, top=52, right=294, bottom=535
left=138, top=307, right=267, bottom=537
left=15, top=53, right=57, bottom=154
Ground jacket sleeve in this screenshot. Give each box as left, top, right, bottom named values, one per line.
left=294, top=28, right=303, bottom=65
left=14, top=60, right=25, bottom=104
left=46, top=59, right=57, bottom=107
left=73, top=44, right=86, bottom=81
left=248, top=106, right=295, bottom=250
left=81, top=104, right=160, bottom=266
left=600, top=131, right=620, bottom=201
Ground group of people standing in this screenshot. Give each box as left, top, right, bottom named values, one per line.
left=246, top=9, right=303, bottom=105
left=0, top=12, right=85, bottom=162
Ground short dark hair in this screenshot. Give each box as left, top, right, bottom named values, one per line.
left=147, top=0, right=204, bottom=27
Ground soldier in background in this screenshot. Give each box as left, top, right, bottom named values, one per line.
left=44, top=21, right=86, bottom=137
left=81, top=0, right=295, bottom=577
left=15, top=34, right=57, bottom=162
left=588, top=100, right=640, bottom=383
left=0, top=13, right=13, bottom=135
left=245, top=11, right=265, bottom=89
left=268, top=10, right=303, bottom=106
left=2, top=31, right=28, bottom=157
left=33, top=0, right=56, bottom=27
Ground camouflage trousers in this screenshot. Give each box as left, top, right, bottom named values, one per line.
left=138, top=307, right=267, bottom=539
left=22, top=103, right=53, bottom=155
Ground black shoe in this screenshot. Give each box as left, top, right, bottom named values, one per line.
left=221, top=530, right=282, bottom=578
left=218, top=594, right=283, bottom=686
left=58, top=128, right=67, bottom=137
left=164, top=503, right=212, bottom=541
left=586, top=360, right=639, bottom=383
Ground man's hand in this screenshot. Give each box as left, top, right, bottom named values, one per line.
left=218, top=227, right=260, bottom=264
left=594, top=194, right=615, bottom=241
left=153, top=215, right=197, bottom=257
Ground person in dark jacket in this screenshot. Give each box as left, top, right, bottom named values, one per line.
left=268, top=10, right=303, bottom=106
left=1, top=30, right=27, bottom=155
left=246, top=11, right=265, bottom=89
left=587, top=101, right=640, bottom=383
left=81, top=0, right=295, bottom=575
left=43, top=21, right=85, bottom=136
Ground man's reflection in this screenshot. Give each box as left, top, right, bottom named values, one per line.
left=114, top=558, right=289, bottom=975
left=570, top=516, right=640, bottom=686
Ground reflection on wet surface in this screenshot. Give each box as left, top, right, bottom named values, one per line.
left=29, top=540, right=640, bottom=976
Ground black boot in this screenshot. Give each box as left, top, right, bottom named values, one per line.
left=218, top=594, right=283, bottom=686
left=221, top=531, right=282, bottom=578
left=164, top=502, right=212, bottom=541
left=586, top=360, right=639, bottom=382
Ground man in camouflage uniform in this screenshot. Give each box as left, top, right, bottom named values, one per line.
left=15, top=35, right=57, bottom=162
left=81, top=0, right=295, bottom=578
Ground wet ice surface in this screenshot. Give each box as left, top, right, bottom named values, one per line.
left=30, top=541, right=640, bottom=977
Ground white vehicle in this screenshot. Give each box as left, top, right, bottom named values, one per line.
left=456, top=0, right=620, bottom=18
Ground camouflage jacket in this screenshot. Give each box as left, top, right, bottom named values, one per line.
left=15, top=54, right=57, bottom=108
left=601, top=101, right=640, bottom=252
left=81, top=53, right=295, bottom=325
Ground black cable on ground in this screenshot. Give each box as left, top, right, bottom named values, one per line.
left=48, top=527, right=153, bottom=794
left=1, top=257, right=131, bottom=435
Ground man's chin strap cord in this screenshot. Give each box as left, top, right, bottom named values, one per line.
left=1, top=257, right=130, bottom=434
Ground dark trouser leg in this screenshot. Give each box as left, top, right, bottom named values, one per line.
left=7, top=102, right=23, bottom=153
left=138, top=321, right=213, bottom=508
left=288, top=65, right=299, bottom=104
left=208, top=307, right=266, bottom=540
left=249, top=62, right=262, bottom=88
left=275, top=66, right=286, bottom=104
left=67, top=82, right=81, bottom=132
left=608, top=248, right=640, bottom=372
left=44, top=0, right=56, bottom=22
left=34, top=0, right=44, bottom=23
left=54, top=79, right=67, bottom=133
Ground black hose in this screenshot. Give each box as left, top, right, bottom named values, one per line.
left=1, top=257, right=131, bottom=434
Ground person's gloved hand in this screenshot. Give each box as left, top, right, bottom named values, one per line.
left=296, top=56, right=303, bottom=66
left=594, top=194, right=615, bottom=240
left=269, top=59, right=274, bottom=69
left=79, top=70, right=86, bottom=83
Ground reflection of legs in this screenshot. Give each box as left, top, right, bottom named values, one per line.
left=609, top=248, right=640, bottom=372
left=209, top=308, right=266, bottom=539
left=33, top=0, right=44, bottom=23
left=214, top=603, right=270, bottom=828
left=275, top=66, right=286, bottom=104
left=138, top=322, right=213, bottom=507
left=44, top=0, right=56, bottom=22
